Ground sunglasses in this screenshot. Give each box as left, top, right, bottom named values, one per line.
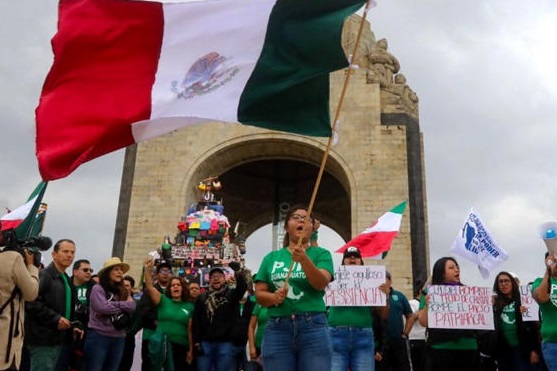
left=346, top=247, right=360, bottom=253
left=78, top=268, right=93, bottom=273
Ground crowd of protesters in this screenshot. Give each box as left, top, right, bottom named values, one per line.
left=3, top=208, right=557, bottom=371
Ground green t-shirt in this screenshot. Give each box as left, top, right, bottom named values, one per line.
left=419, top=291, right=477, bottom=350
left=532, top=277, right=557, bottom=342
left=256, top=246, right=334, bottom=317
left=328, top=306, right=374, bottom=328
left=252, top=303, right=269, bottom=348
left=500, top=302, right=519, bottom=347
left=75, top=284, right=89, bottom=306
left=156, top=295, right=194, bottom=345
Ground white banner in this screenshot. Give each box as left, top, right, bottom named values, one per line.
left=325, top=265, right=387, bottom=306
left=427, top=285, right=494, bottom=330
left=451, top=208, right=508, bottom=278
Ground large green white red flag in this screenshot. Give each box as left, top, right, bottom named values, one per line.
left=336, top=201, right=407, bottom=259
left=0, top=182, right=48, bottom=239
left=35, top=0, right=365, bottom=181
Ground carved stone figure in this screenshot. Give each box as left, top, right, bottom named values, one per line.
left=366, top=38, right=400, bottom=88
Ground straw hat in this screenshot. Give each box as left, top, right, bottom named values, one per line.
left=98, top=257, right=130, bottom=277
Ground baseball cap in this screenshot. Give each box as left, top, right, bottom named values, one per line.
left=209, top=266, right=225, bottom=276
left=156, top=260, right=172, bottom=272
left=343, top=246, right=362, bottom=260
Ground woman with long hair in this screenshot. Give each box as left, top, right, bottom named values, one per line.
left=492, top=271, right=540, bottom=370
left=144, top=259, right=194, bottom=371
left=82, top=257, right=136, bottom=371
left=255, top=205, right=334, bottom=371
left=328, top=247, right=389, bottom=371
left=417, top=257, right=478, bottom=371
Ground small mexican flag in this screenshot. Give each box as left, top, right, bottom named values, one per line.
left=336, top=201, right=407, bottom=259
left=0, top=182, right=48, bottom=239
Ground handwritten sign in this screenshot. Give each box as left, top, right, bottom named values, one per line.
left=427, top=285, right=494, bottom=330
left=520, top=284, right=539, bottom=321
left=325, top=265, right=387, bottom=306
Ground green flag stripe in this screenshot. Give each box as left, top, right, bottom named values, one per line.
left=238, top=0, right=365, bottom=136
left=16, top=181, right=48, bottom=239
left=390, top=201, right=407, bottom=215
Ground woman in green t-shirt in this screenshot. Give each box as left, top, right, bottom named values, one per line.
left=492, top=271, right=541, bottom=370
left=255, top=206, right=334, bottom=371
left=328, top=247, right=389, bottom=371
left=417, top=257, right=478, bottom=371
left=144, top=259, right=194, bottom=371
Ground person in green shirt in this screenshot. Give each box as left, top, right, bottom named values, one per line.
left=492, top=271, right=540, bottom=371
left=144, top=259, right=194, bottom=371
left=328, top=247, right=389, bottom=371
left=255, top=206, right=334, bottom=371
left=417, top=257, right=478, bottom=371
left=532, top=252, right=557, bottom=370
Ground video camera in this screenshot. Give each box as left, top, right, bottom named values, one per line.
left=0, top=229, right=52, bottom=267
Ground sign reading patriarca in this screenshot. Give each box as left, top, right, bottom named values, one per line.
left=325, top=265, right=387, bottom=306
left=427, top=285, right=494, bottom=330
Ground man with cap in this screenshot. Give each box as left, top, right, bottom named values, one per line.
left=131, top=260, right=173, bottom=371
left=376, top=271, right=414, bottom=371
left=192, top=265, right=247, bottom=371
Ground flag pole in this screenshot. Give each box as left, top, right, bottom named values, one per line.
left=284, top=0, right=375, bottom=288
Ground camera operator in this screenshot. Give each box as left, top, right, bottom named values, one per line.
left=0, top=225, right=40, bottom=371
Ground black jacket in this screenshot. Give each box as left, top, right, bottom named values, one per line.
left=192, top=272, right=247, bottom=344
left=230, top=297, right=255, bottom=346
left=129, top=283, right=165, bottom=336
left=25, top=263, right=76, bottom=346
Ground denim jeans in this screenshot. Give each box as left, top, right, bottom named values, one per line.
left=262, top=312, right=332, bottom=371
left=542, top=342, right=557, bottom=371
left=27, top=345, right=61, bottom=371
left=82, top=330, right=125, bottom=371
left=196, top=341, right=234, bottom=371
left=330, top=326, right=374, bottom=371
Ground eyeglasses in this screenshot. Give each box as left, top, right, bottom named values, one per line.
left=78, top=268, right=93, bottom=273
left=290, top=214, right=308, bottom=221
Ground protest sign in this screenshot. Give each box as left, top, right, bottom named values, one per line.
left=427, top=285, right=494, bottom=330
left=325, top=265, right=387, bottom=306
left=520, top=284, right=539, bottom=321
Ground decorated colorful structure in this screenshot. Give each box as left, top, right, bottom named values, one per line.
left=149, top=177, right=244, bottom=286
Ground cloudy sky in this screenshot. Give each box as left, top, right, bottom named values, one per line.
left=2, top=0, right=557, bottom=287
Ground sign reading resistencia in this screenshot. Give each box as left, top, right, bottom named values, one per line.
left=325, top=265, right=387, bottom=306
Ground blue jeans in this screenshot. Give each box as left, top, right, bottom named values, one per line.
left=82, top=330, right=125, bottom=371
left=262, top=312, right=332, bottom=371
left=330, top=326, right=374, bottom=371
left=196, top=341, right=234, bottom=371
left=542, top=342, right=557, bottom=371
left=497, top=346, right=531, bottom=371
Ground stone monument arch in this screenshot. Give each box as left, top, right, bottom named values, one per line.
left=113, top=15, right=429, bottom=297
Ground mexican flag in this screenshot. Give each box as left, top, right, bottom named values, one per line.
left=0, top=182, right=48, bottom=239
left=336, top=201, right=407, bottom=259
left=36, top=0, right=365, bottom=181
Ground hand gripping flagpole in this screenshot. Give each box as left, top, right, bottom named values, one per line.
left=284, top=0, right=375, bottom=288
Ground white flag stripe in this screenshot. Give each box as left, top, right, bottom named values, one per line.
left=150, top=0, right=274, bottom=121
left=363, top=212, right=402, bottom=233
left=0, top=196, right=38, bottom=222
